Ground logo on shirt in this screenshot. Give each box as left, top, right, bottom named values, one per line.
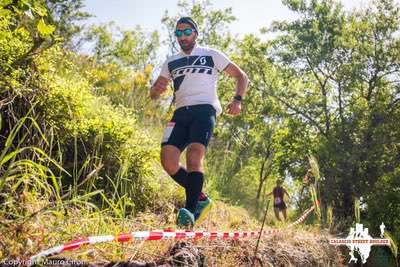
left=199, top=56, right=207, bottom=65
left=168, top=55, right=215, bottom=91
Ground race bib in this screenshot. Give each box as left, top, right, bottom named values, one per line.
left=274, top=197, right=282, bottom=205
left=162, top=122, right=175, bottom=143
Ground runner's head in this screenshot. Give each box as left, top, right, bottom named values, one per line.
left=175, top=17, right=198, bottom=53
left=276, top=179, right=283, bottom=186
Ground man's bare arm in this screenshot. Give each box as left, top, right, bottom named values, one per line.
left=150, top=76, right=170, bottom=100
left=223, top=63, right=249, bottom=115
left=224, top=63, right=249, bottom=98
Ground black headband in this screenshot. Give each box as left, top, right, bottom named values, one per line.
left=176, top=17, right=198, bottom=32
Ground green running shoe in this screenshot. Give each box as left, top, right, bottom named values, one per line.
left=176, top=208, right=195, bottom=228
left=194, top=197, right=213, bottom=223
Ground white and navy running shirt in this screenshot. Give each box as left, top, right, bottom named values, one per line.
left=159, top=45, right=231, bottom=115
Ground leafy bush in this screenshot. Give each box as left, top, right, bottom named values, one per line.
left=33, top=46, right=162, bottom=213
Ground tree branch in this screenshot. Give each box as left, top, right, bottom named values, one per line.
left=260, top=71, right=327, bottom=137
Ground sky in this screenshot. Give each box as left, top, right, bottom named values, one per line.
left=81, top=0, right=377, bottom=65
left=82, top=0, right=371, bottom=39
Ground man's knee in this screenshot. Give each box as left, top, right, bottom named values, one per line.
left=186, top=143, right=205, bottom=171
left=161, top=159, right=178, bottom=175
left=161, top=145, right=180, bottom=175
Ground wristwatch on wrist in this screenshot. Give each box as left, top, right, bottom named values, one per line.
left=234, top=95, right=242, bottom=102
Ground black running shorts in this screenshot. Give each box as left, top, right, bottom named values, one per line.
left=161, top=104, right=216, bottom=151
left=274, top=202, right=287, bottom=210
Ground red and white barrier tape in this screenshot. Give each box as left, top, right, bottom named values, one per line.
left=29, top=206, right=315, bottom=262
left=288, top=205, right=315, bottom=228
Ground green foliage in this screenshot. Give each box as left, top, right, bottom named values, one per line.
left=384, top=231, right=398, bottom=262
left=37, top=18, right=55, bottom=36
left=79, top=24, right=167, bottom=124
left=0, top=0, right=166, bottom=218
left=268, top=0, right=400, bottom=222
left=366, top=167, right=400, bottom=256
left=308, top=155, right=320, bottom=182
left=354, top=198, right=360, bottom=224
left=84, top=23, right=159, bottom=69
left=0, top=7, right=33, bottom=91
left=32, top=44, right=161, bottom=212
left=0, top=114, right=65, bottom=197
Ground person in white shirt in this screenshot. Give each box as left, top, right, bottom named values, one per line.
left=150, top=17, right=249, bottom=227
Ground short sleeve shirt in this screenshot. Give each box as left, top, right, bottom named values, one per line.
left=159, top=45, right=231, bottom=115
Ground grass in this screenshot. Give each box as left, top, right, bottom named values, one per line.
left=0, top=189, right=343, bottom=267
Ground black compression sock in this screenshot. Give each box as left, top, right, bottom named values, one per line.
left=185, top=171, right=204, bottom=213
left=171, top=167, right=188, bottom=189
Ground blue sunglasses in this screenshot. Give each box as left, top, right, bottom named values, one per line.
left=175, top=28, right=195, bottom=37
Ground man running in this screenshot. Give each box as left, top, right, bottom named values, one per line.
left=266, top=179, right=290, bottom=221
left=150, top=17, right=249, bottom=227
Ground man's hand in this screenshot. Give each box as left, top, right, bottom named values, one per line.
left=150, top=76, right=169, bottom=99
left=227, top=100, right=241, bottom=115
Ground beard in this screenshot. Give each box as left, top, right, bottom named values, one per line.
left=178, top=39, right=196, bottom=52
